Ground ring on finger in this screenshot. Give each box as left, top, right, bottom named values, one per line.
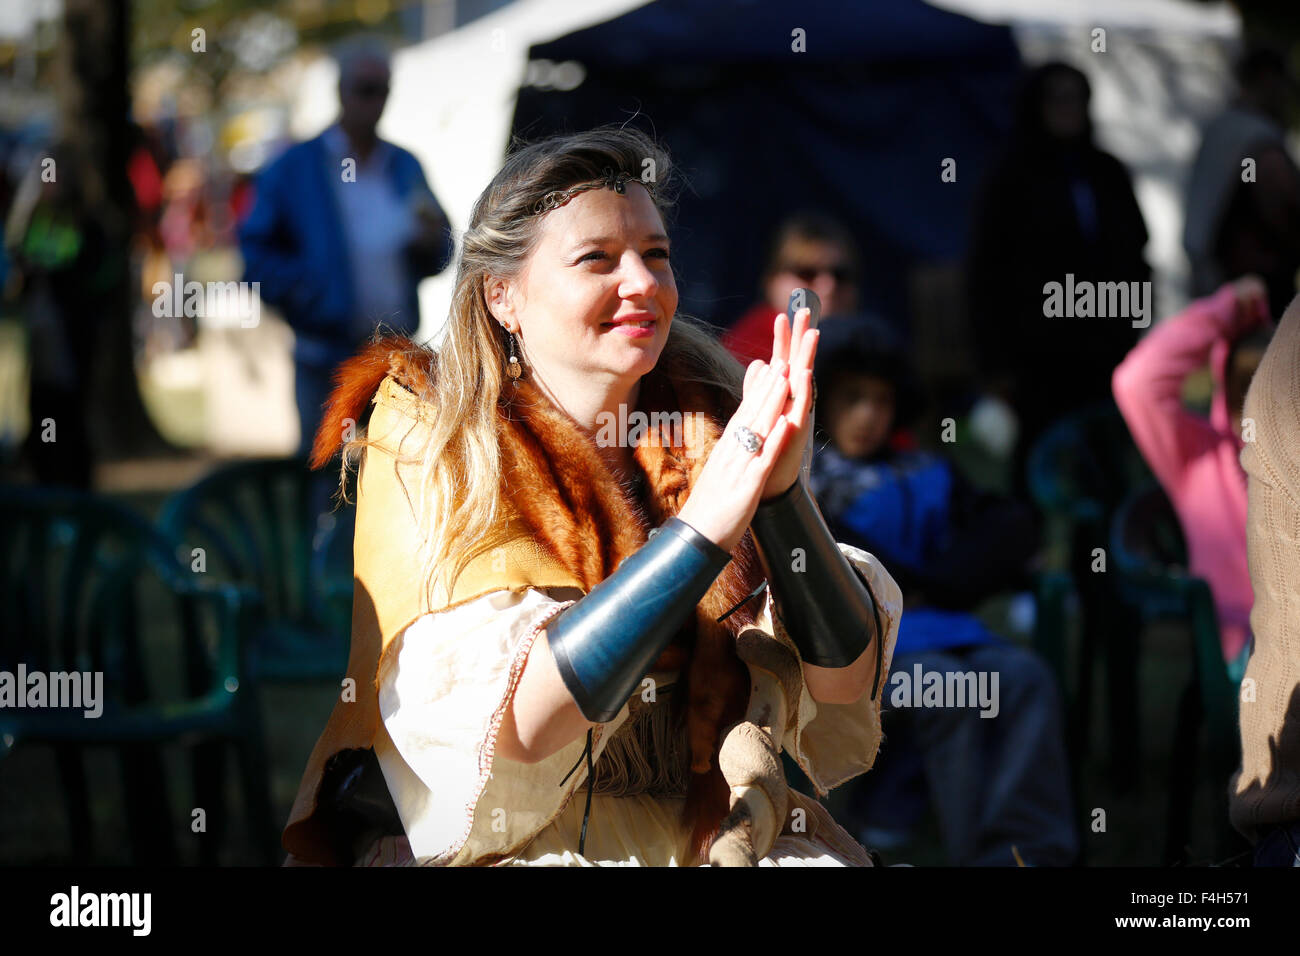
left=734, top=425, right=763, bottom=454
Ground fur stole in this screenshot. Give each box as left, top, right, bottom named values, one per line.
left=313, top=335, right=770, bottom=862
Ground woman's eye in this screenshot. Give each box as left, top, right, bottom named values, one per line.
left=577, top=248, right=669, bottom=265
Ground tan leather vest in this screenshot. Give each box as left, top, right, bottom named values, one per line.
left=282, top=376, right=584, bottom=862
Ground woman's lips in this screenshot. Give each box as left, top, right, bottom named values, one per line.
left=602, top=317, right=656, bottom=338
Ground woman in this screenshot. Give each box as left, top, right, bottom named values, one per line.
left=282, top=127, right=901, bottom=866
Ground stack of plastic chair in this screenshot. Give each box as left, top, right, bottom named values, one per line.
left=1110, top=481, right=1242, bottom=863
left=1027, top=401, right=1151, bottom=788
left=159, top=458, right=353, bottom=684
left=0, top=485, right=276, bottom=864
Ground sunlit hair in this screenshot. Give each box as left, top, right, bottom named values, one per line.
left=342, top=125, right=746, bottom=610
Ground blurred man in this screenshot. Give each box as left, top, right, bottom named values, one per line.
left=239, top=37, right=454, bottom=455
left=722, top=211, right=860, bottom=367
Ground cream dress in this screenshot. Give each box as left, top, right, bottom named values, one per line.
left=363, top=542, right=901, bottom=867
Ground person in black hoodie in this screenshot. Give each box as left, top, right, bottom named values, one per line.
left=966, top=61, right=1151, bottom=488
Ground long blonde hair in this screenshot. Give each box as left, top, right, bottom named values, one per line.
left=343, top=126, right=747, bottom=610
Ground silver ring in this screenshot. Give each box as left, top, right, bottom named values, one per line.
left=734, top=425, right=763, bottom=454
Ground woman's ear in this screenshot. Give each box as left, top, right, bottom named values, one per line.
left=485, top=275, right=514, bottom=328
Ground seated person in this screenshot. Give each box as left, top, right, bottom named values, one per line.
left=1112, top=275, right=1274, bottom=682
left=808, top=316, right=1078, bottom=866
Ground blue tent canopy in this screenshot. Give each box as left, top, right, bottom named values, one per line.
left=512, top=0, right=1022, bottom=333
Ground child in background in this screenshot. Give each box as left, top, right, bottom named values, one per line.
left=809, top=317, right=1077, bottom=866
left=1112, top=276, right=1274, bottom=682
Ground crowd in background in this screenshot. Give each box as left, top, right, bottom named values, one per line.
left=2, top=23, right=1298, bottom=867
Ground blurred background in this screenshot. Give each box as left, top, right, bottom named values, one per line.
left=1, top=0, right=1297, bottom=867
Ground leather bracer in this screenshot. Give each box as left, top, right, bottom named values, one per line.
left=546, top=516, right=731, bottom=722
left=750, top=478, right=883, bottom=697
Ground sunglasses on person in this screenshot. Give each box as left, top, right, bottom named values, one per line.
left=350, top=81, right=389, bottom=99
left=781, top=263, right=856, bottom=284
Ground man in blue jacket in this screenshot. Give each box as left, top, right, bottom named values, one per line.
left=239, top=38, right=454, bottom=455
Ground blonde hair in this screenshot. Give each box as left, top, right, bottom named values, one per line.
left=344, top=126, right=747, bottom=610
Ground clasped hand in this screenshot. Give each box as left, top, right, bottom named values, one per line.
left=677, top=308, right=820, bottom=554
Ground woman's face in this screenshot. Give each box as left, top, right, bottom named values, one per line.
left=492, top=182, right=677, bottom=388
left=823, top=372, right=896, bottom=460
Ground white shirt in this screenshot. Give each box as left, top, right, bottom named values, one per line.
left=323, top=124, right=417, bottom=341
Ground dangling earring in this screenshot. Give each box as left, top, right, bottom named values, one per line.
left=506, top=328, right=522, bottom=385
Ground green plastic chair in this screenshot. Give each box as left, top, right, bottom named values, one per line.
left=158, top=458, right=353, bottom=683
left=310, top=501, right=356, bottom=651
left=1031, top=569, right=1074, bottom=710
left=1027, top=402, right=1152, bottom=526
left=1109, top=481, right=1241, bottom=862
left=0, top=485, right=276, bottom=864
left=1026, top=401, right=1151, bottom=787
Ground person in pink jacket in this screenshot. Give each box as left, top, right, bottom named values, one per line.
left=1112, top=276, right=1274, bottom=680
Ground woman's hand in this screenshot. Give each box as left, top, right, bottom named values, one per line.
left=760, top=307, right=820, bottom=501
left=1231, top=274, right=1271, bottom=329
left=677, top=355, right=800, bottom=554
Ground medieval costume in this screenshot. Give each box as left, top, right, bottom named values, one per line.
left=282, top=333, right=901, bottom=866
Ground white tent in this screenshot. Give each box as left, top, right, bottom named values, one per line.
left=929, top=0, right=1238, bottom=33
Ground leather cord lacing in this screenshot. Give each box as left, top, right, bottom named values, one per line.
left=553, top=564, right=883, bottom=860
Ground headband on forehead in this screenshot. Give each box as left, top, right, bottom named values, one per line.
left=530, top=166, right=654, bottom=217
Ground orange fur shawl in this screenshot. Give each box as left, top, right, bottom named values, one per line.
left=312, top=335, right=769, bottom=862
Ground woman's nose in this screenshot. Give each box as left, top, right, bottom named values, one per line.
left=618, top=252, right=660, bottom=297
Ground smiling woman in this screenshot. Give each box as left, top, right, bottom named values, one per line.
left=484, top=165, right=679, bottom=479
left=281, top=126, right=901, bottom=867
